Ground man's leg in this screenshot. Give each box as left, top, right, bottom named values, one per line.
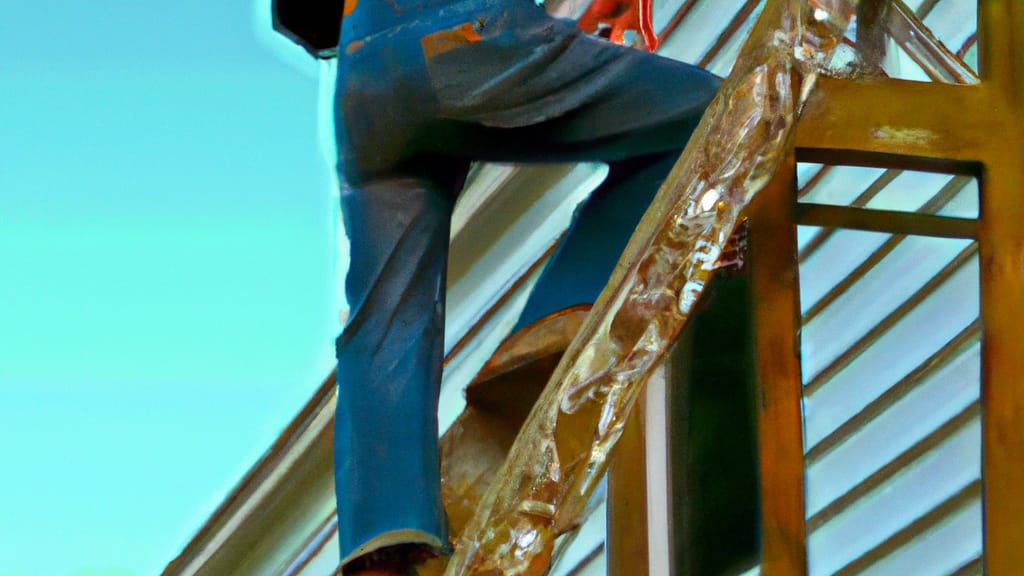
left=418, top=8, right=718, bottom=329
left=513, top=149, right=683, bottom=330
left=421, top=4, right=719, bottom=164
left=334, top=177, right=455, bottom=570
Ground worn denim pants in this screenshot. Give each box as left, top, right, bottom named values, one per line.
left=333, top=0, right=719, bottom=564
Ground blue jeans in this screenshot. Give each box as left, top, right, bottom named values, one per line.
left=333, top=0, right=719, bottom=564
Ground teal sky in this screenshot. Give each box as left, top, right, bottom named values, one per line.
left=1, top=2, right=338, bottom=574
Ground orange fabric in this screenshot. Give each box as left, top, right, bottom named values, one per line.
left=420, top=22, right=483, bottom=59
left=346, top=39, right=365, bottom=55
left=577, top=0, right=658, bottom=51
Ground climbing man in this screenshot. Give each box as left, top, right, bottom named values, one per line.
left=271, top=0, right=719, bottom=572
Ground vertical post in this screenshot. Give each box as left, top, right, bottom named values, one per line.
left=748, top=155, right=806, bottom=576
left=644, top=362, right=672, bottom=576
left=978, top=160, right=1024, bottom=576
left=855, top=0, right=888, bottom=72
left=607, top=387, right=650, bottom=576
left=977, top=2, right=1024, bottom=574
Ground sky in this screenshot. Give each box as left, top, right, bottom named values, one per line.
left=0, top=2, right=340, bottom=574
